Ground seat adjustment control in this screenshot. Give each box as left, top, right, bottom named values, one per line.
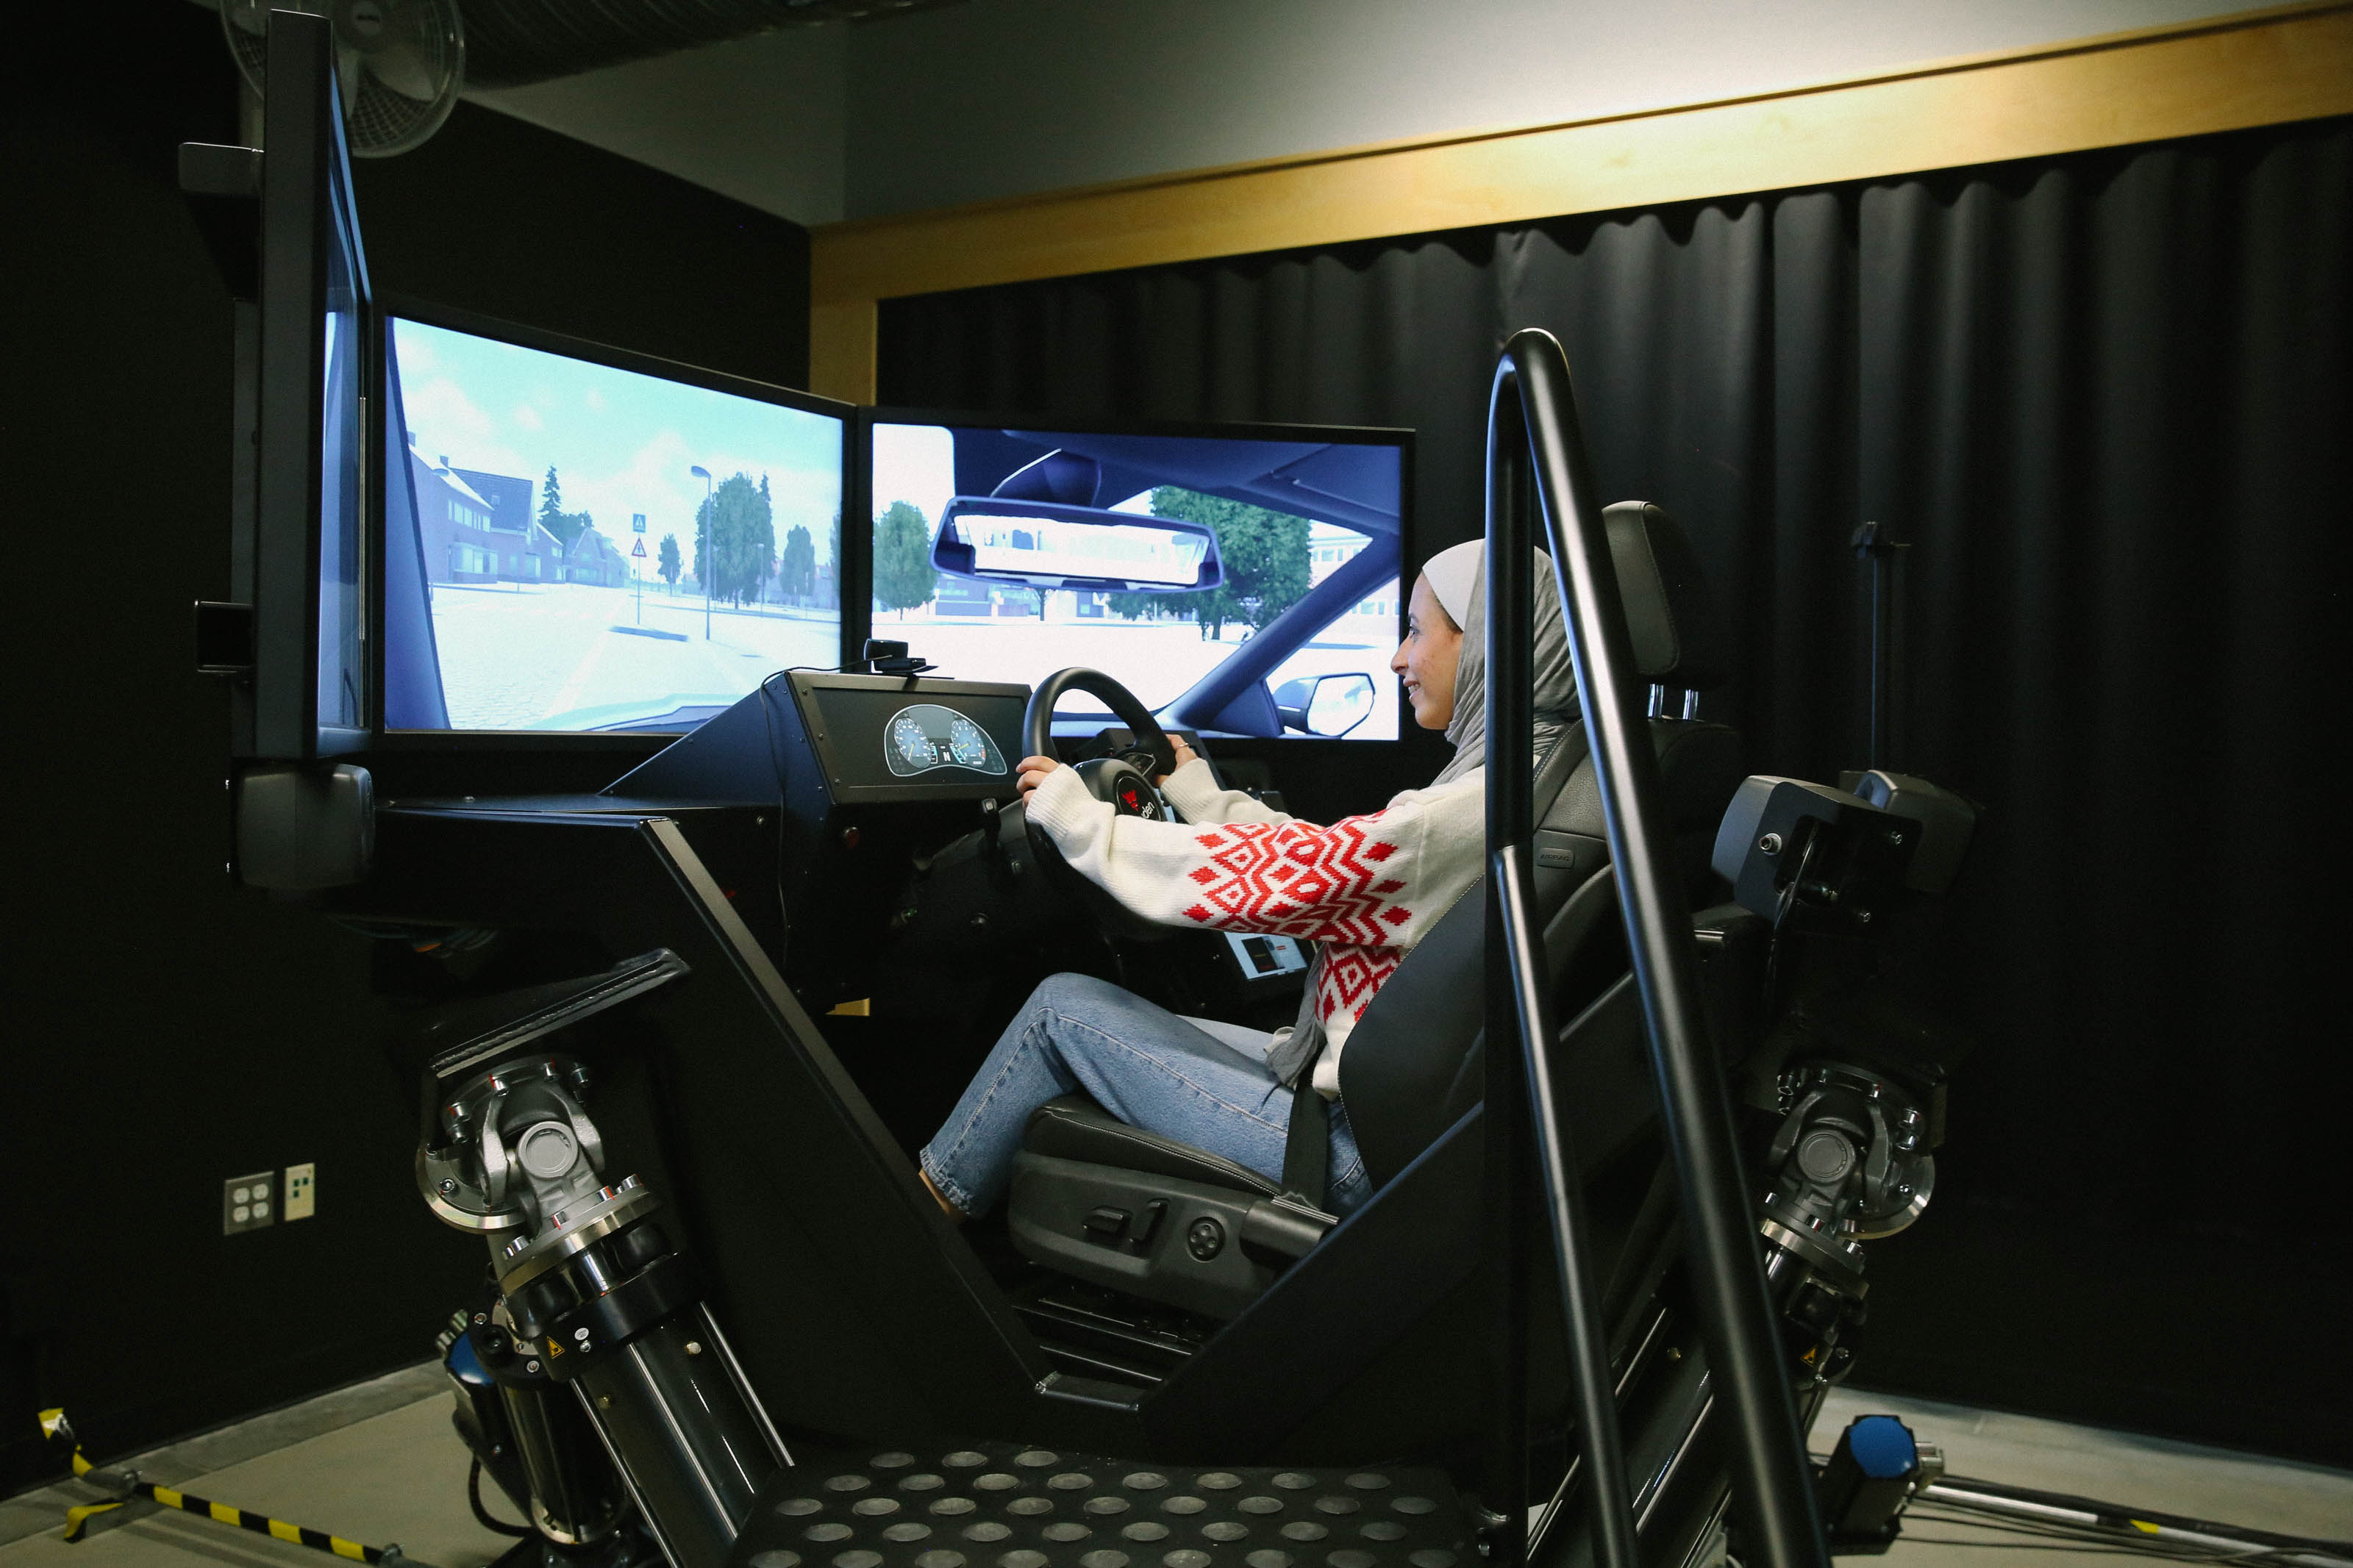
left=1185, top=1216, right=1225, bottom=1261
left=1082, top=1206, right=1131, bottom=1241
left=1132, top=1199, right=1168, bottom=1248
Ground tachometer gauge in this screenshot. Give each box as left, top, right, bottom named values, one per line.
left=949, top=717, right=993, bottom=769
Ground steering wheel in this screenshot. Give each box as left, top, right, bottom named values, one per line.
left=1019, top=667, right=1182, bottom=942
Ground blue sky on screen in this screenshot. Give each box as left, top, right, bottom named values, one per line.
left=392, top=319, right=842, bottom=563
left=869, top=423, right=957, bottom=526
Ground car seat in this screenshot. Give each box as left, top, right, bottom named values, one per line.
left=1006, top=501, right=1744, bottom=1320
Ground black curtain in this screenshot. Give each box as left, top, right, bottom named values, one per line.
left=879, top=118, right=2353, bottom=1461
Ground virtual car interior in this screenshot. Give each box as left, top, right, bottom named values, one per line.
left=869, top=419, right=1407, bottom=743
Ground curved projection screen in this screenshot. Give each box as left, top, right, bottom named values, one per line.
left=382, top=315, right=846, bottom=734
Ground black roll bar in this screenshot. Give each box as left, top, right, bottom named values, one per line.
left=1481, top=330, right=1830, bottom=1568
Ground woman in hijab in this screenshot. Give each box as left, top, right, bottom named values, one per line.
left=918, top=541, right=1580, bottom=1220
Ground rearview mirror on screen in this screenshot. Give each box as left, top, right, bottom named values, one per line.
left=934, top=497, right=1224, bottom=593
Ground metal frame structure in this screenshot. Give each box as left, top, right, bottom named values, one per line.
left=1479, top=329, right=1830, bottom=1568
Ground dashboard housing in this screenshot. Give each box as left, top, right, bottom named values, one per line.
left=588, top=674, right=1293, bottom=1020
left=794, top=673, right=1030, bottom=804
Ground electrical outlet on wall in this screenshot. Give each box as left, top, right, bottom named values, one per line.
left=224, top=1171, right=276, bottom=1235
left=285, top=1162, right=315, bottom=1220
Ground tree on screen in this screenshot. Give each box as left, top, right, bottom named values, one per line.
left=694, top=472, right=776, bottom=606
left=873, top=501, right=938, bottom=615
left=780, top=523, right=815, bottom=604
left=754, top=475, right=779, bottom=606
left=1109, top=487, right=1311, bottom=640
left=537, top=465, right=593, bottom=550
left=658, top=533, right=681, bottom=587
left=539, top=466, right=564, bottom=537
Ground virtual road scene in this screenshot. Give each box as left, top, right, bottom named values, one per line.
left=388, top=318, right=844, bottom=731
left=871, top=423, right=1404, bottom=740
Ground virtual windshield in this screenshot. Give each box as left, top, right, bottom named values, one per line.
left=385, top=318, right=845, bottom=732
left=871, top=423, right=1402, bottom=739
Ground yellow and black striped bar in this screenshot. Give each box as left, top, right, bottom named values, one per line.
left=40, top=1409, right=413, bottom=1566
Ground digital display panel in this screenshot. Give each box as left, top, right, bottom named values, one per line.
left=383, top=315, right=846, bottom=733
left=315, top=138, right=365, bottom=738
left=796, top=676, right=1029, bottom=801
left=249, top=4, right=374, bottom=759
left=1226, top=931, right=1311, bottom=978
left=870, top=420, right=1407, bottom=740
left=883, top=703, right=1011, bottom=778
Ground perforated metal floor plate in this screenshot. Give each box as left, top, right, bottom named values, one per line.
left=726, top=1442, right=1474, bottom=1568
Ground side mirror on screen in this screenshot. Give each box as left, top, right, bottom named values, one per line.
left=1274, top=672, right=1377, bottom=738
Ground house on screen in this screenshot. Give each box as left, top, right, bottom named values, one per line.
left=410, top=450, right=504, bottom=584
left=450, top=464, right=540, bottom=575
left=1307, top=521, right=1396, bottom=629
left=563, top=526, right=630, bottom=587
left=410, top=446, right=557, bottom=584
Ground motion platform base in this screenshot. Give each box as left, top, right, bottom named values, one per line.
left=725, top=1442, right=1474, bottom=1568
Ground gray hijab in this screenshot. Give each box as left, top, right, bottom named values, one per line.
left=1265, top=543, right=1581, bottom=1098
left=1430, top=543, right=1582, bottom=787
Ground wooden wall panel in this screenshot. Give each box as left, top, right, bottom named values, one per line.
left=809, top=2, right=2353, bottom=401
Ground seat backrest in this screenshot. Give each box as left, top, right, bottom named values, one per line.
left=1337, top=501, right=1742, bottom=1188
left=1607, top=498, right=1729, bottom=692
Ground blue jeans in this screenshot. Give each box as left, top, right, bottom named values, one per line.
left=920, top=973, right=1370, bottom=1220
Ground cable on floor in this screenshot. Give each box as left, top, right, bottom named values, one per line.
left=468, top=1459, right=535, bottom=1539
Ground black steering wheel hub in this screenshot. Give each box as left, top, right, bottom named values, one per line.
left=1076, top=757, right=1167, bottom=820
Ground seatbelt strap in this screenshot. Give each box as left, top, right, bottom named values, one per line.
left=1279, top=1075, right=1332, bottom=1206
left=1274, top=723, right=1590, bottom=1211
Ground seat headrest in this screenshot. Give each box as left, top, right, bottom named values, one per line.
left=1603, top=500, right=1728, bottom=692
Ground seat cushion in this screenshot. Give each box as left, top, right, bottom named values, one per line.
left=1022, top=1095, right=1281, bottom=1199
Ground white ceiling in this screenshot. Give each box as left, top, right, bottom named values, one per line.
left=468, top=0, right=2288, bottom=229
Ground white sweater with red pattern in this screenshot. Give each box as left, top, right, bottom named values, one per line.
left=1025, top=758, right=1485, bottom=1096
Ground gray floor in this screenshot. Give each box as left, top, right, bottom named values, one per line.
left=1810, top=1386, right=2353, bottom=1561
left=5, top=1369, right=2346, bottom=1568
left=1, top=1365, right=512, bottom=1568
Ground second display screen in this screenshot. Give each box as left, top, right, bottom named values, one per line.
left=868, top=420, right=1406, bottom=740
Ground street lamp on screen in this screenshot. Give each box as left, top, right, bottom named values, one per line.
left=689, top=464, right=713, bottom=640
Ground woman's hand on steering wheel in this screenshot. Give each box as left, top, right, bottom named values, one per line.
left=1018, top=735, right=1193, bottom=801
left=1018, top=667, right=1190, bottom=945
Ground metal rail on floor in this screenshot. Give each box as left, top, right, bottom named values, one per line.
left=1910, top=1473, right=2353, bottom=1567
left=39, top=1409, right=435, bottom=1568
left=1479, top=329, right=1831, bottom=1568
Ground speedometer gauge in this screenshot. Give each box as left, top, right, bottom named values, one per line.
left=890, top=712, right=935, bottom=772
